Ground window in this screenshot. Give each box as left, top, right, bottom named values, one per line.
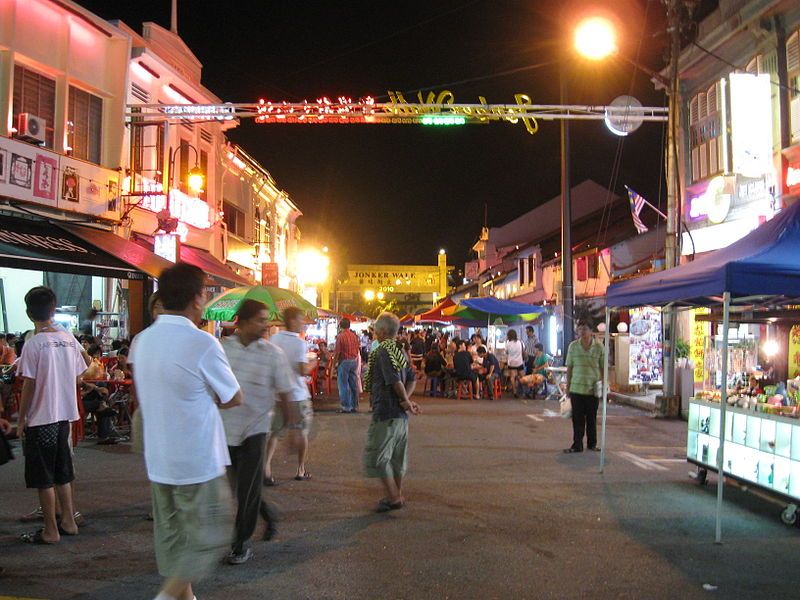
left=12, top=64, right=56, bottom=148
left=789, top=31, right=800, bottom=142
left=689, top=81, right=724, bottom=182
left=223, top=201, right=245, bottom=237
left=588, top=254, right=599, bottom=279
left=67, top=86, right=102, bottom=163
left=518, top=255, right=536, bottom=288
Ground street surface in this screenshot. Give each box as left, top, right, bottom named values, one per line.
left=1, top=396, right=798, bottom=600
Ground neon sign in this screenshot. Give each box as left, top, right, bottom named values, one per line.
left=688, top=176, right=729, bottom=223
left=122, top=176, right=213, bottom=230
left=254, top=90, right=541, bottom=135
left=162, top=104, right=235, bottom=121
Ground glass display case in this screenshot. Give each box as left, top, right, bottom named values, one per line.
left=687, top=399, right=800, bottom=501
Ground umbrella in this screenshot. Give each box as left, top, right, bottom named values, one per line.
left=415, top=297, right=457, bottom=323
left=443, top=297, right=545, bottom=325
left=204, top=286, right=318, bottom=323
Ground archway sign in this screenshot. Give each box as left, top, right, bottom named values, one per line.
left=125, top=89, right=667, bottom=134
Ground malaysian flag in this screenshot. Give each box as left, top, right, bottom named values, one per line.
left=626, top=186, right=649, bottom=234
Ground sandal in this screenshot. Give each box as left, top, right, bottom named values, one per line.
left=57, top=524, right=78, bottom=536
left=19, top=506, right=44, bottom=522
left=563, top=447, right=583, bottom=453
left=262, top=476, right=277, bottom=487
left=294, top=472, right=312, bottom=481
left=20, top=528, right=56, bottom=545
left=376, top=498, right=404, bottom=513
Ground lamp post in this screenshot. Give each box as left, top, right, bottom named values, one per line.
left=560, top=14, right=617, bottom=358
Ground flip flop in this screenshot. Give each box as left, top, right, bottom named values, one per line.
left=294, top=473, right=312, bottom=481
left=262, top=476, right=277, bottom=487
left=376, top=499, right=404, bottom=513
left=57, top=525, right=78, bottom=536
left=20, top=529, right=56, bottom=545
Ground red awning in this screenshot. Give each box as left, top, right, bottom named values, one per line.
left=177, top=245, right=252, bottom=288
left=415, top=297, right=456, bottom=323
left=57, top=222, right=173, bottom=279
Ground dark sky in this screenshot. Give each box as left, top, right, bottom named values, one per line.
left=81, top=0, right=677, bottom=270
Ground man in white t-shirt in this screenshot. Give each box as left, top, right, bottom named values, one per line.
left=220, top=299, right=293, bottom=565
left=129, top=263, right=242, bottom=600
left=17, top=286, right=88, bottom=545
left=265, top=306, right=315, bottom=483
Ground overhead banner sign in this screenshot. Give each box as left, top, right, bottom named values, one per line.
left=341, top=264, right=442, bottom=294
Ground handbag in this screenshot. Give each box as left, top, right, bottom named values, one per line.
left=560, top=397, right=572, bottom=419
left=0, top=428, right=14, bottom=465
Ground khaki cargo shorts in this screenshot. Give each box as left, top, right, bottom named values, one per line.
left=271, top=399, right=313, bottom=437
left=151, top=475, right=234, bottom=580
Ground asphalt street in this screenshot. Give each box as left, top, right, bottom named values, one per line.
left=1, top=396, right=798, bottom=600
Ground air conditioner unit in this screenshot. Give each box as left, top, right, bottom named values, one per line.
left=17, top=113, right=47, bottom=145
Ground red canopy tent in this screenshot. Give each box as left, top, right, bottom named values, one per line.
left=415, top=297, right=456, bottom=323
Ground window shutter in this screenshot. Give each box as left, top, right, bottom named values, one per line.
left=576, top=257, right=588, bottom=282
left=787, top=32, right=799, bottom=73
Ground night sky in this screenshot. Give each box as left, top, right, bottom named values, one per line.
left=81, top=0, right=681, bottom=270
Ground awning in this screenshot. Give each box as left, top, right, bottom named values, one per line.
left=57, top=222, right=172, bottom=279
left=178, top=245, right=252, bottom=288
left=0, top=215, right=167, bottom=280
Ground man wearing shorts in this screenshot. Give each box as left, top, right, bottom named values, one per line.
left=130, top=263, right=242, bottom=600
left=17, top=286, right=88, bottom=545
left=265, top=306, right=315, bottom=482
left=363, top=312, right=420, bottom=513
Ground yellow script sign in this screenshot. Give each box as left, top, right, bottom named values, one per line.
left=789, top=325, right=800, bottom=379
left=690, top=308, right=710, bottom=383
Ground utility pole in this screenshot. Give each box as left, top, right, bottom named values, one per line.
left=560, top=58, right=574, bottom=360
left=662, top=0, right=684, bottom=399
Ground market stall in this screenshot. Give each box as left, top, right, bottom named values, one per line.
left=605, top=200, right=800, bottom=541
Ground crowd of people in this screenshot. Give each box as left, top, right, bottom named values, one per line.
left=0, top=262, right=606, bottom=599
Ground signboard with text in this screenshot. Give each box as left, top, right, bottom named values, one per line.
left=690, top=308, right=711, bottom=383
left=789, top=325, right=800, bottom=379
left=341, top=264, right=441, bottom=294
left=261, top=262, right=279, bottom=287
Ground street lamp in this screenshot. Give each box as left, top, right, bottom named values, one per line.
left=158, top=142, right=205, bottom=235
left=559, top=14, right=617, bottom=357
left=364, top=290, right=376, bottom=302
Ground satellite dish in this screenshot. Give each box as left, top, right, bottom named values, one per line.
left=605, top=95, right=644, bottom=137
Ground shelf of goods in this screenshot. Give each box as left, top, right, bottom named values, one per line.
left=687, top=399, right=800, bottom=503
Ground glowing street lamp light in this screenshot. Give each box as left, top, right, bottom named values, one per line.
left=364, top=290, right=376, bottom=301
left=297, top=248, right=330, bottom=286
left=377, top=291, right=385, bottom=301
left=574, top=16, right=617, bottom=61
left=187, top=166, right=206, bottom=194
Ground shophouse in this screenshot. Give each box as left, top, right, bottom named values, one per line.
left=220, top=143, right=302, bottom=290
left=675, top=0, right=800, bottom=257
left=0, top=0, right=154, bottom=337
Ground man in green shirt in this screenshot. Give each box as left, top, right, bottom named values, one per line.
left=564, top=322, right=604, bottom=453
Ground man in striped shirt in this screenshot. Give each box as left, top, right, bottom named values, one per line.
left=564, top=321, right=604, bottom=453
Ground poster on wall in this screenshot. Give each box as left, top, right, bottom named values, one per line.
left=628, top=306, right=663, bottom=385
left=62, top=167, right=79, bottom=202
left=10, top=153, right=33, bottom=188
left=33, top=154, right=58, bottom=200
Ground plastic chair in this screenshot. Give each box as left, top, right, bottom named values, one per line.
left=324, top=365, right=334, bottom=395
left=456, top=379, right=474, bottom=400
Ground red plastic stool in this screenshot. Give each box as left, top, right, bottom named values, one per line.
left=456, top=379, right=474, bottom=400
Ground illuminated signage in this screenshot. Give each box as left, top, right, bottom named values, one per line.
left=690, top=308, right=710, bottom=383
left=162, top=104, right=235, bottom=121
left=154, top=232, right=179, bottom=263
left=255, top=90, right=541, bottom=135
left=122, top=176, right=213, bottom=230
left=342, top=264, right=441, bottom=294
left=787, top=165, right=800, bottom=189
left=688, top=176, right=729, bottom=223
left=729, top=73, right=773, bottom=178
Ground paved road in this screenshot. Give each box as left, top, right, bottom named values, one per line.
left=1, top=397, right=798, bottom=600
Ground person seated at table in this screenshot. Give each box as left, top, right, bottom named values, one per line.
left=526, top=343, right=552, bottom=399
left=423, top=346, right=445, bottom=395
left=80, top=380, right=120, bottom=444
left=109, top=348, right=132, bottom=380
left=84, top=344, right=105, bottom=380
left=317, top=341, right=331, bottom=375
left=476, top=346, right=501, bottom=399
left=454, top=340, right=479, bottom=399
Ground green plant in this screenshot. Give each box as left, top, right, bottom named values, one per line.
left=675, top=339, right=690, bottom=360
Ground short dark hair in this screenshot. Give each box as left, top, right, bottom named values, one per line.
left=118, top=347, right=129, bottom=357
left=477, top=346, right=487, bottom=355
left=526, top=325, right=534, bottom=333
left=111, top=340, right=122, bottom=350
left=576, top=321, right=591, bottom=330
left=340, top=318, right=351, bottom=329
left=507, top=329, right=518, bottom=341
left=87, top=344, right=102, bottom=357
left=147, top=290, right=162, bottom=318
left=534, top=343, right=544, bottom=351
left=25, top=286, right=57, bottom=321
left=282, top=306, right=304, bottom=324
left=158, top=262, right=205, bottom=311
left=236, top=299, right=267, bottom=323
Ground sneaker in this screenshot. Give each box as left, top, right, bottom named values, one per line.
left=226, top=548, right=254, bottom=565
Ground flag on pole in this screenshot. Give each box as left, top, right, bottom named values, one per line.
left=626, top=186, right=649, bottom=234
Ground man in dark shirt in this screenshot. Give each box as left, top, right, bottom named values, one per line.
left=453, top=340, right=479, bottom=399
left=477, top=346, right=501, bottom=400
left=409, top=332, right=426, bottom=372
left=363, top=312, right=420, bottom=513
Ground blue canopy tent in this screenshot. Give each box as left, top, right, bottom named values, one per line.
left=603, top=200, right=800, bottom=542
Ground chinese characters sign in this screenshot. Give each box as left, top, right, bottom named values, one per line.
left=690, top=308, right=710, bottom=383
left=789, top=325, right=800, bottom=379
